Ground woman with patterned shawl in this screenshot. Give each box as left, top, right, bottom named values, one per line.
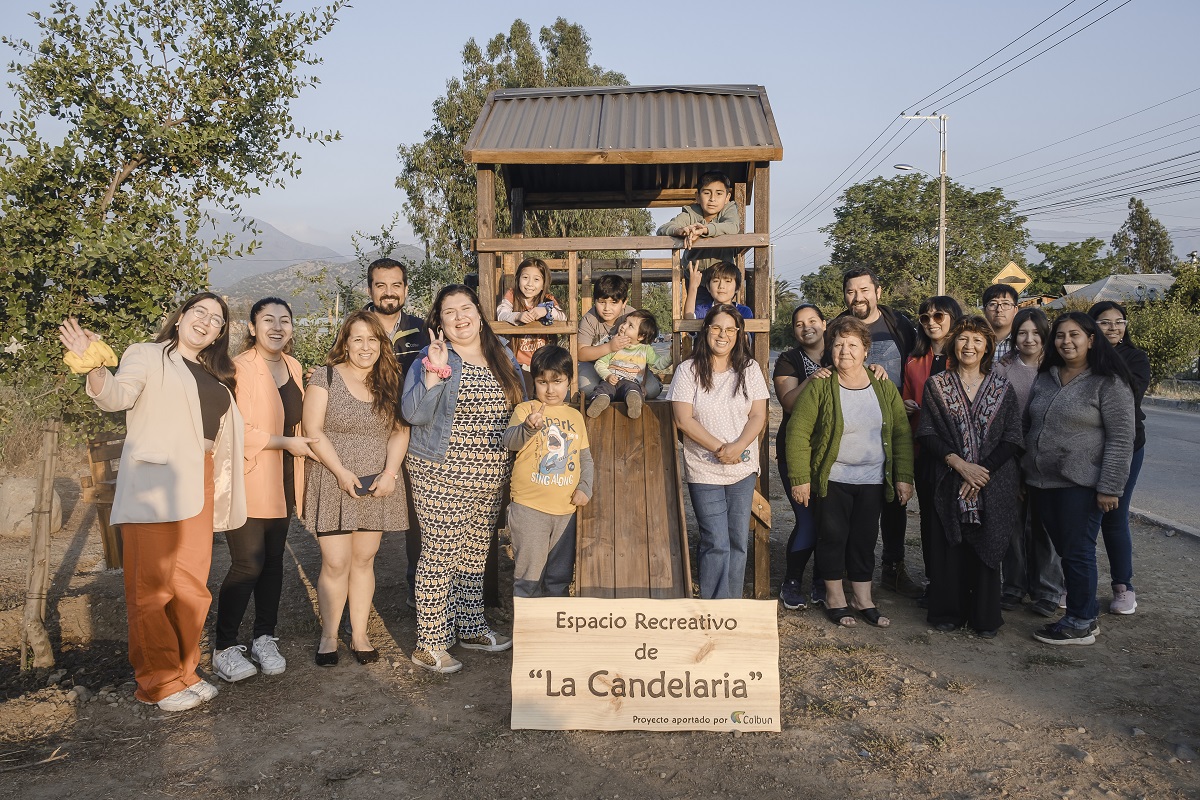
left=916, top=316, right=1024, bottom=638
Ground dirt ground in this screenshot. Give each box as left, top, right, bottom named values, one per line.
left=2, top=400, right=1199, bottom=800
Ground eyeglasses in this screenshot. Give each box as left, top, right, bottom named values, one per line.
left=985, top=301, right=1015, bottom=312
left=707, top=325, right=740, bottom=337
left=1097, top=319, right=1128, bottom=328
left=187, top=306, right=225, bottom=328
left=919, top=311, right=950, bottom=326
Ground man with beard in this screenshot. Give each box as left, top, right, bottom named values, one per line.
left=981, top=283, right=1018, bottom=360
left=365, top=257, right=429, bottom=608
left=837, top=266, right=923, bottom=599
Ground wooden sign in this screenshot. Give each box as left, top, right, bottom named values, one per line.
left=992, top=261, right=1031, bottom=294
left=511, top=597, right=780, bottom=732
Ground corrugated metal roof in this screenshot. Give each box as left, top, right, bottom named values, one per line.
left=464, top=85, right=783, bottom=164
left=1047, top=273, right=1175, bottom=308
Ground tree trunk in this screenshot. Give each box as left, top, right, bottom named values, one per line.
left=20, top=419, right=60, bottom=670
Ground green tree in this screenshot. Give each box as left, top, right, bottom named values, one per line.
left=770, top=277, right=800, bottom=350
left=0, top=0, right=344, bottom=427
left=797, top=263, right=846, bottom=309
left=396, top=18, right=652, bottom=275
left=814, top=174, right=1030, bottom=313
left=1111, top=197, right=1175, bottom=274
left=1025, top=237, right=1124, bottom=296
left=1128, top=298, right=1200, bottom=385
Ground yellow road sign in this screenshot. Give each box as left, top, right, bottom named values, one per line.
left=993, top=261, right=1031, bottom=294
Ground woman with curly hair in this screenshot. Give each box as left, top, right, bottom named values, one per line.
left=304, top=310, right=409, bottom=667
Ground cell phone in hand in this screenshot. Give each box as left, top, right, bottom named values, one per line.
left=354, top=474, right=378, bottom=497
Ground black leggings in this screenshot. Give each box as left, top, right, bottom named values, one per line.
left=214, top=516, right=289, bottom=650
left=814, top=482, right=884, bottom=583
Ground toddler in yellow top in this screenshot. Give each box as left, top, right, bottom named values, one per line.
left=502, top=346, right=594, bottom=597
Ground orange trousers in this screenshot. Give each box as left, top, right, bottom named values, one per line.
left=121, top=454, right=215, bottom=703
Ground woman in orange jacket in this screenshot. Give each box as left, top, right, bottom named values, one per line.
left=212, top=297, right=316, bottom=683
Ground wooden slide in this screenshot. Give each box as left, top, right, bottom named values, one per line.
left=575, top=400, right=692, bottom=599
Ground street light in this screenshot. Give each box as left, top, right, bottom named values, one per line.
left=898, top=114, right=948, bottom=296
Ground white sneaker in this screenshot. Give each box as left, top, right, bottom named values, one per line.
left=251, top=635, right=287, bottom=675
left=457, top=631, right=513, bottom=652
left=157, top=686, right=203, bottom=712
left=188, top=680, right=218, bottom=703
left=1110, top=585, right=1137, bottom=615
left=212, top=645, right=257, bottom=682
left=411, top=648, right=463, bottom=674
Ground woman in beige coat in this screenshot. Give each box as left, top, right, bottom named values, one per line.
left=60, top=292, right=246, bottom=712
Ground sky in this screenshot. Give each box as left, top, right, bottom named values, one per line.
left=2, top=0, right=1199, bottom=286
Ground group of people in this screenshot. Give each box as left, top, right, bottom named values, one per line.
left=776, top=269, right=1146, bottom=645
left=59, top=166, right=1146, bottom=713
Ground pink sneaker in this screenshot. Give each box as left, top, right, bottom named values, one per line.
left=1110, top=585, right=1137, bottom=615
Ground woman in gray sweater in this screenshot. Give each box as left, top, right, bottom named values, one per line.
left=1024, top=312, right=1134, bottom=646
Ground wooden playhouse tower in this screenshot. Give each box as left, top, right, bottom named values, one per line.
left=464, top=85, right=783, bottom=599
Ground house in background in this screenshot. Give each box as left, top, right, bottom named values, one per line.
left=1044, top=273, right=1176, bottom=310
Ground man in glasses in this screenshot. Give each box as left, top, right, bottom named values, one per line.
left=982, top=284, right=1019, bottom=360
left=837, top=266, right=922, bottom=599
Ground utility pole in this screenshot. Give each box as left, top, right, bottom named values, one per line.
left=903, top=114, right=948, bottom=296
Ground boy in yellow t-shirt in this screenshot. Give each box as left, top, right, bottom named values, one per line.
left=502, top=346, right=594, bottom=597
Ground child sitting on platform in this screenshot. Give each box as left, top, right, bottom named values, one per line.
left=496, top=257, right=567, bottom=394
left=587, top=310, right=670, bottom=420
left=503, top=346, right=593, bottom=598
left=577, top=274, right=662, bottom=400
left=658, top=170, right=740, bottom=270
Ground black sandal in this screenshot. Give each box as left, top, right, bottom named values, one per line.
left=855, top=606, right=890, bottom=627
left=825, top=606, right=856, bottom=627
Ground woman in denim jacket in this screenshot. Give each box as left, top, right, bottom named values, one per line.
left=401, top=284, right=525, bottom=674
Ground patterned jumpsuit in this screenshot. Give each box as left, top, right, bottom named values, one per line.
left=407, top=362, right=513, bottom=653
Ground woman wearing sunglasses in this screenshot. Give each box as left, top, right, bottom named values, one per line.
left=901, top=296, right=963, bottom=606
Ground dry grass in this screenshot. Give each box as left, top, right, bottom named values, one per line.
left=1153, top=379, right=1200, bottom=401
left=943, top=679, right=974, bottom=694
left=0, top=384, right=44, bottom=468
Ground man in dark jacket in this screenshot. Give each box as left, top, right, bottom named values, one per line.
left=365, top=257, right=430, bottom=608
left=836, top=266, right=923, bottom=599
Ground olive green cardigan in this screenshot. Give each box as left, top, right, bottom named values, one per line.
left=784, top=372, right=915, bottom=502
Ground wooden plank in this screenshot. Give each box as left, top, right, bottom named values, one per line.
left=673, top=319, right=770, bottom=333
left=476, top=166, right=497, bottom=320
left=752, top=162, right=772, bottom=601
left=567, top=250, right=579, bottom=400
left=491, top=322, right=579, bottom=336
left=525, top=189, right=695, bottom=206
left=643, top=403, right=677, bottom=598
left=510, top=187, right=525, bottom=236
left=750, top=489, right=772, bottom=528
left=89, top=440, right=124, bottom=464
left=474, top=234, right=769, bottom=253
left=577, top=410, right=616, bottom=598
left=630, top=258, right=642, bottom=309
left=580, top=257, right=593, bottom=317
left=613, top=410, right=649, bottom=599
left=464, top=146, right=785, bottom=165
left=525, top=197, right=711, bottom=211
left=668, top=409, right=692, bottom=598
left=670, top=250, right=682, bottom=380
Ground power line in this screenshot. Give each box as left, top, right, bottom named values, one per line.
left=1024, top=189, right=1200, bottom=218
left=1014, top=151, right=1200, bottom=204
left=963, top=85, right=1200, bottom=178
left=903, top=0, right=1081, bottom=113
left=994, top=119, right=1200, bottom=189
left=927, top=0, right=1136, bottom=112
left=1021, top=174, right=1200, bottom=215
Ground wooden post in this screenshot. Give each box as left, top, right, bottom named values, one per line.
left=567, top=250, right=579, bottom=398
left=752, top=163, right=772, bottom=601
left=477, top=166, right=497, bottom=320
left=20, top=418, right=60, bottom=670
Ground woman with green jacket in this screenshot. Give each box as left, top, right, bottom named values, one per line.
left=785, top=316, right=915, bottom=628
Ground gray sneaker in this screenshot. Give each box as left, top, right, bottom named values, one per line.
left=212, top=645, right=257, bottom=682
left=1110, top=585, right=1137, bottom=615
left=251, top=635, right=287, bottom=675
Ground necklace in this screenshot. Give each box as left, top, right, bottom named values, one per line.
left=959, top=372, right=982, bottom=392
left=262, top=354, right=282, bottom=362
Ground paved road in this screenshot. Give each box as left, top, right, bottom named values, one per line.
left=1136, top=405, right=1200, bottom=527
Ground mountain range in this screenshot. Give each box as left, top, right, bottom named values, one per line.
left=204, top=213, right=347, bottom=289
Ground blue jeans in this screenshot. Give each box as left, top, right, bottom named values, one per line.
left=688, top=474, right=757, bottom=599
left=578, top=362, right=662, bottom=400
left=1088, top=446, right=1143, bottom=591
left=1033, top=485, right=1100, bottom=625
left=777, top=458, right=816, bottom=554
